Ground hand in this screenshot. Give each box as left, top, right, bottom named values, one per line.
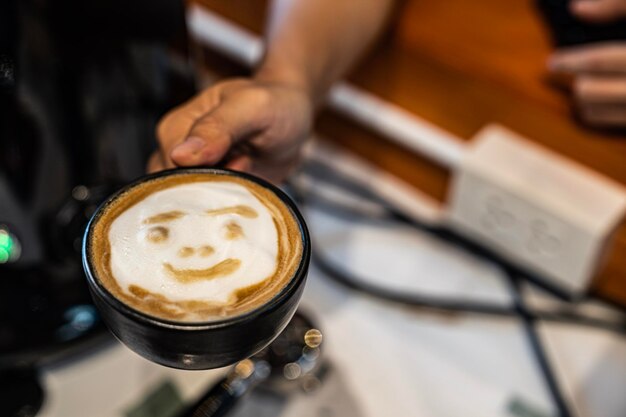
left=549, top=44, right=626, bottom=127
left=568, top=0, right=626, bottom=22
left=548, top=0, right=626, bottom=127
left=149, top=77, right=313, bottom=183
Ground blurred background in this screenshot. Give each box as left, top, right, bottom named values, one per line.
left=1, top=0, right=626, bottom=416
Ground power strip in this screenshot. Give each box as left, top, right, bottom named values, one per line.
left=447, top=125, right=626, bottom=297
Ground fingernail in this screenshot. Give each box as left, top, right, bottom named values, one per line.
left=174, top=136, right=205, bottom=156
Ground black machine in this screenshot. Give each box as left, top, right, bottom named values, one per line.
left=0, top=0, right=193, bottom=377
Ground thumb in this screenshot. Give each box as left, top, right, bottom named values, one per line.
left=170, top=91, right=270, bottom=167
left=570, top=0, right=626, bottom=22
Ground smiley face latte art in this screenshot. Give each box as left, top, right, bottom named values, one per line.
left=88, top=173, right=303, bottom=322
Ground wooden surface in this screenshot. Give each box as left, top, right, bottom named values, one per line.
left=192, top=0, right=626, bottom=306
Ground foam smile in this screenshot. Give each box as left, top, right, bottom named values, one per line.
left=163, top=258, right=241, bottom=283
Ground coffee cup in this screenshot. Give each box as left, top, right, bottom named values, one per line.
left=82, top=168, right=310, bottom=370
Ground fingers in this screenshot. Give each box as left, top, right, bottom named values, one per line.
left=579, top=104, right=626, bottom=126
left=224, top=155, right=253, bottom=173
left=146, top=151, right=165, bottom=174
left=170, top=87, right=272, bottom=167
left=154, top=79, right=248, bottom=171
left=574, top=76, right=626, bottom=126
left=548, top=42, right=626, bottom=127
left=152, top=78, right=312, bottom=181
left=574, top=75, right=626, bottom=102
left=570, top=0, right=626, bottom=23
left=156, top=101, right=213, bottom=170
left=549, top=44, right=626, bottom=74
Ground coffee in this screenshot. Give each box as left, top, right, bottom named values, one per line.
left=87, top=172, right=303, bottom=322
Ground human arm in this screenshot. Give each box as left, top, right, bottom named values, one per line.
left=149, top=0, right=395, bottom=182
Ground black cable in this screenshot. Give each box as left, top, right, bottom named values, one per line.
left=308, top=231, right=580, bottom=417
left=289, top=163, right=626, bottom=417
left=311, top=245, right=515, bottom=317
left=295, top=160, right=626, bottom=312
left=314, top=241, right=579, bottom=416
left=506, top=273, right=573, bottom=417
left=296, top=165, right=626, bottom=306
left=310, top=237, right=626, bottom=335
left=291, top=177, right=626, bottom=335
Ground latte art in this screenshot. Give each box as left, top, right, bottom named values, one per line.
left=89, top=173, right=303, bottom=322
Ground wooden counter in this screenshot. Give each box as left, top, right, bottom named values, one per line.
left=191, top=0, right=626, bottom=306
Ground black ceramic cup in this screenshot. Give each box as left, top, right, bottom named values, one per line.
left=82, top=168, right=310, bottom=370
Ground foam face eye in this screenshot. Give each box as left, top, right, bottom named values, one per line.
left=146, top=226, right=169, bottom=243
left=224, top=221, right=244, bottom=240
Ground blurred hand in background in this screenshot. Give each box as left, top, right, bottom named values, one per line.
left=549, top=0, right=626, bottom=127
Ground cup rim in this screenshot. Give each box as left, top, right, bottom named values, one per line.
left=82, top=167, right=310, bottom=331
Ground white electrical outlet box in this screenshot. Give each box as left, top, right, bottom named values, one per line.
left=447, top=125, right=626, bottom=296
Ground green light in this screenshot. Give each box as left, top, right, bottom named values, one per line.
left=0, top=247, right=9, bottom=264
left=0, top=231, right=14, bottom=263
left=0, top=232, right=10, bottom=249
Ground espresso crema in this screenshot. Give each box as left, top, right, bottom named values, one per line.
left=88, top=172, right=303, bottom=322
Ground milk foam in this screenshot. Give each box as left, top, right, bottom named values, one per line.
left=108, top=181, right=278, bottom=305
